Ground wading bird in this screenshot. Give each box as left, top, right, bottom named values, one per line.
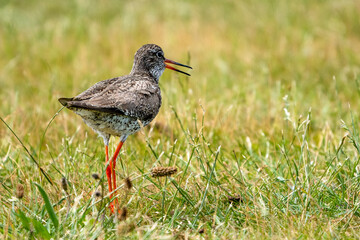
left=59, top=44, right=192, bottom=212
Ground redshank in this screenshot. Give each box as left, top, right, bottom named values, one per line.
left=59, top=44, right=191, bottom=212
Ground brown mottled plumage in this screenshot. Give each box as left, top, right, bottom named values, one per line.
left=58, top=44, right=191, bottom=213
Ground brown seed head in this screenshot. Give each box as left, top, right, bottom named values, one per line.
left=151, top=166, right=177, bottom=177
left=117, top=222, right=127, bottom=235
left=118, top=207, right=128, bottom=221
left=16, top=184, right=24, bottom=199
left=228, top=195, right=243, bottom=204
left=117, top=221, right=135, bottom=235
left=92, top=173, right=100, bottom=180
left=61, top=177, right=68, bottom=192
left=124, top=177, right=132, bottom=190
left=94, top=191, right=102, bottom=198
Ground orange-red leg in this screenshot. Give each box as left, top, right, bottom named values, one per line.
left=111, top=141, right=124, bottom=208
left=105, top=145, right=114, bottom=213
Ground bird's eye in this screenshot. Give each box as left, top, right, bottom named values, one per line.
left=156, top=51, right=163, bottom=58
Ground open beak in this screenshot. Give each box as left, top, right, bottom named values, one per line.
left=165, top=59, right=192, bottom=76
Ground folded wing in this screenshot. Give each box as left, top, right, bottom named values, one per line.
left=59, top=76, right=161, bottom=121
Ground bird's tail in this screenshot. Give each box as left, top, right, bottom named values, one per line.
left=58, top=97, right=73, bottom=107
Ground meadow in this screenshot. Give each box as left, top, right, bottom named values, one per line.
left=1, top=0, right=360, bottom=239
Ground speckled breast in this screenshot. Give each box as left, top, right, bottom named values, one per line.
left=74, top=109, right=152, bottom=137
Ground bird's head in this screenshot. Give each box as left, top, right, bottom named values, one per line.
left=130, top=44, right=192, bottom=82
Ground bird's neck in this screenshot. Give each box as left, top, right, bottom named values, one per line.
left=130, top=64, right=161, bottom=83
left=129, top=69, right=160, bottom=83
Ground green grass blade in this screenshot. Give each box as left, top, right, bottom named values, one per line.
left=31, top=218, right=52, bottom=240
left=0, top=116, right=54, bottom=185
left=38, top=106, right=64, bottom=163
left=17, top=210, right=31, bottom=231
left=192, top=146, right=221, bottom=227
left=170, top=178, right=195, bottom=207
left=34, top=182, right=59, bottom=229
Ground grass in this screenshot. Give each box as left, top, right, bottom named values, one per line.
left=1, top=0, right=360, bottom=238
